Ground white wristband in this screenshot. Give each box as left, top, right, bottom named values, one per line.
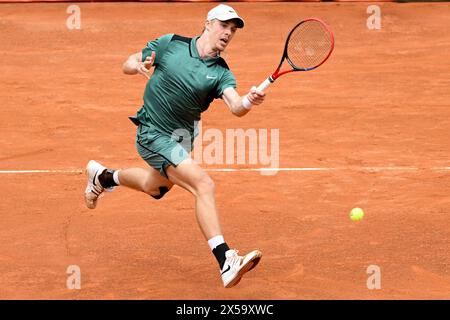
left=242, top=95, right=253, bottom=110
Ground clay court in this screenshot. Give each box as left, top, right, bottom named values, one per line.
left=0, top=2, right=449, bottom=299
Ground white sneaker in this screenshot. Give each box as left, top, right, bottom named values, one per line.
left=221, top=249, right=262, bottom=288
left=84, top=160, right=109, bottom=209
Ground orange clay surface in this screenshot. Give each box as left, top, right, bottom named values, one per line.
left=0, top=2, right=449, bottom=299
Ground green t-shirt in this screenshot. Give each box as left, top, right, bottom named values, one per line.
left=133, top=34, right=236, bottom=140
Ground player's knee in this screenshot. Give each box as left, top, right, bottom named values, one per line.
left=150, top=186, right=171, bottom=200
left=194, top=175, right=215, bottom=196
left=142, top=175, right=161, bottom=195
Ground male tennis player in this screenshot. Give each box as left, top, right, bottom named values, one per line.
left=84, top=4, right=265, bottom=288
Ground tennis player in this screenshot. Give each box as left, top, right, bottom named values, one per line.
left=84, top=4, right=265, bottom=288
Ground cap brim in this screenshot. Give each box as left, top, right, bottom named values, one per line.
left=215, top=14, right=244, bottom=28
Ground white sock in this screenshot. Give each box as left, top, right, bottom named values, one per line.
left=208, top=235, right=225, bottom=251
left=113, top=170, right=121, bottom=186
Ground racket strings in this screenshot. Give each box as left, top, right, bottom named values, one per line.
left=287, top=20, right=333, bottom=70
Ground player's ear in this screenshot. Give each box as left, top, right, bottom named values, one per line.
left=205, top=19, right=212, bottom=32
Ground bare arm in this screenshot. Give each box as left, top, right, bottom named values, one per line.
left=222, top=87, right=266, bottom=117
left=122, top=51, right=156, bottom=79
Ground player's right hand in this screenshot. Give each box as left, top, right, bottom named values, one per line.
left=138, top=51, right=156, bottom=79
left=246, top=86, right=266, bottom=105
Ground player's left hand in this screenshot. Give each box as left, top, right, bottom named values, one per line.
left=138, top=51, right=156, bottom=79
left=246, top=86, right=266, bottom=105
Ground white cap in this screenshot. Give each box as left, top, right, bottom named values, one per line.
left=207, top=4, right=244, bottom=29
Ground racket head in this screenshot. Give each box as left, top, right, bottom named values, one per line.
left=272, top=18, right=334, bottom=80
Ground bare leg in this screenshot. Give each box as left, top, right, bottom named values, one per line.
left=118, top=167, right=173, bottom=197
left=166, top=158, right=221, bottom=240
left=93, top=159, right=261, bottom=288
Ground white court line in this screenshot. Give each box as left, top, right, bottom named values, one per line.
left=206, top=167, right=448, bottom=172
left=0, top=167, right=449, bottom=174
left=433, top=167, right=450, bottom=171
left=0, top=170, right=83, bottom=174
left=205, top=168, right=335, bottom=172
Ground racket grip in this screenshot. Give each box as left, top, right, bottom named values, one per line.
left=256, top=77, right=273, bottom=92
left=242, top=77, right=273, bottom=109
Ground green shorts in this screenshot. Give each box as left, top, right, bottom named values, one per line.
left=135, top=123, right=191, bottom=179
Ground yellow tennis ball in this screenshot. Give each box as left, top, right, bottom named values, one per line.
left=350, top=208, right=364, bottom=222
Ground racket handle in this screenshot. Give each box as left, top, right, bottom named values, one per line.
left=242, top=77, right=273, bottom=109
left=256, top=77, right=273, bottom=92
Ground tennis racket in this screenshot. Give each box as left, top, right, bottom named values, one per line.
left=242, top=18, right=334, bottom=108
